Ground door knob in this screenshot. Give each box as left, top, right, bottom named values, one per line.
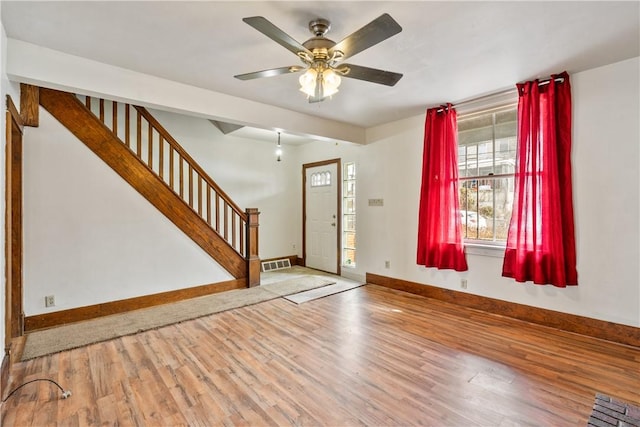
left=331, top=222, right=336, bottom=227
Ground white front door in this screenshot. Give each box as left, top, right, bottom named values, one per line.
left=305, top=162, right=339, bottom=274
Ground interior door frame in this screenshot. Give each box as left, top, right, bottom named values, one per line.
left=302, top=158, right=341, bottom=276
left=5, top=95, right=24, bottom=351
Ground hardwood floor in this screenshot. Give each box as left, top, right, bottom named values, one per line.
left=2, top=285, right=638, bottom=426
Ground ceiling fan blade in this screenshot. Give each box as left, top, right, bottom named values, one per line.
left=243, top=16, right=312, bottom=57
left=328, top=13, right=402, bottom=61
left=234, top=66, right=304, bottom=80
left=340, top=64, right=403, bottom=86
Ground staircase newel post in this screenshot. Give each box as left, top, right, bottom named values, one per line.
left=246, top=208, right=261, bottom=287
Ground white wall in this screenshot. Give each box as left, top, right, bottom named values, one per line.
left=13, top=49, right=640, bottom=326
left=571, top=57, right=639, bottom=326
left=147, top=109, right=301, bottom=260
left=22, top=109, right=233, bottom=316
left=296, top=57, right=639, bottom=327
left=22, top=102, right=307, bottom=316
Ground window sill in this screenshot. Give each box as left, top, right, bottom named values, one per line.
left=465, top=242, right=505, bottom=258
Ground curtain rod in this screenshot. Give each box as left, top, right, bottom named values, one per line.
left=436, top=76, right=565, bottom=113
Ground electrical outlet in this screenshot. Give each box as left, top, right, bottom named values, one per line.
left=460, top=279, right=468, bottom=289
left=385, top=260, right=390, bottom=269
left=45, top=295, right=55, bottom=307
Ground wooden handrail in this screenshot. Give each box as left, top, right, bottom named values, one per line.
left=80, top=95, right=253, bottom=261
left=133, top=106, right=246, bottom=219
left=42, top=88, right=249, bottom=279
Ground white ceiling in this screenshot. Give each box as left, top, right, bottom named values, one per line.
left=2, top=1, right=639, bottom=139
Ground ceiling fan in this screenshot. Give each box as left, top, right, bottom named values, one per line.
left=234, top=14, right=403, bottom=102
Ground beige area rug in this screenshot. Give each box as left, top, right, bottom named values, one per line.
left=21, top=275, right=335, bottom=361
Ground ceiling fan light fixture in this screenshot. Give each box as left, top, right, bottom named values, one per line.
left=299, top=67, right=341, bottom=99
left=236, top=15, right=403, bottom=101
left=322, top=69, right=341, bottom=97
left=299, top=68, right=318, bottom=97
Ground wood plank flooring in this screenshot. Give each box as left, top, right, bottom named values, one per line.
left=2, top=285, right=639, bottom=426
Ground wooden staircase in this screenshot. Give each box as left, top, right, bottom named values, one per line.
left=38, top=87, right=260, bottom=286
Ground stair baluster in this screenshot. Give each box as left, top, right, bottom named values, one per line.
left=80, top=95, right=249, bottom=259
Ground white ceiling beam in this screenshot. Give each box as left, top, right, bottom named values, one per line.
left=6, top=38, right=366, bottom=144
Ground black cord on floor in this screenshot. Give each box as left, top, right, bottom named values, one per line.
left=2, top=378, right=71, bottom=403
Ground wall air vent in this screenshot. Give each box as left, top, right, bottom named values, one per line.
left=261, top=258, right=292, bottom=272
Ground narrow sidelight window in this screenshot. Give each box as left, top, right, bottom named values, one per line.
left=342, top=162, right=356, bottom=267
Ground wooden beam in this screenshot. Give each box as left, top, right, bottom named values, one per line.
left=6, top=96, right=23, bottom=132
left=20, top=84, right=39, bottom=127
left=5, top=96, right=24, bottom=341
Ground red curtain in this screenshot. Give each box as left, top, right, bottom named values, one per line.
left=417, top=105, right=468, bottom=271
left=502, top=71, right=578, bottom=287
